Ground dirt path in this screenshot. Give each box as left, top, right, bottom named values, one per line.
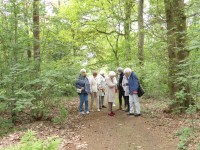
left=1, top=98, right=199, bottom=150
left=78, top=103, right=178, bottom=150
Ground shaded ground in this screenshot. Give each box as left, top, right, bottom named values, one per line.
left=78, top=101, right=178, bottom=150
left=0, top=98, right=199, bottom=150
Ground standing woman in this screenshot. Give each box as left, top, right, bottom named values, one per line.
left=76, top=69, right=90, bottom=115
left=98, top=70, right=107, bottom=109
left=90, top=71, right=100, bottom=111
left=122, top=74, right=130, bottom=112
left=106, top=71, right=117, bottom=116
left=124, top=68, right=141, bottom=116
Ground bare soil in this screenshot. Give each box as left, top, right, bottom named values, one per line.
left=0, top=98, right=199, bottom=150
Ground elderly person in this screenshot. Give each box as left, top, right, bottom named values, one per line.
left=89, top=71, right=100, bottom=111
left=98, top=70, right=107, bottom=109
left=122, top=74, right=130, bottom=112
left=106, top=71, right=117, bottom=116
left=124, top=68, right=141, bottom=116
left=76, top=69, right=90, bottom=115
left=117, top=67, right=126, bottom=110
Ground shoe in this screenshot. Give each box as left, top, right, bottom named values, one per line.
left=125, top=109, right=129, bottom=112
left=127, top=113, right=135, bottom=116
left=111, top=112, right=115, bottom=115
left=80, top=112, right=85, bottom=115
left=86, top=111, right=90, bottom=114
left=134, top=114, right=141, bottom=117
left=97, top=109, right=100, bottom=112
left=102, top=105, right=107, bottom=108
left=108, top=113, right=114, bottom=116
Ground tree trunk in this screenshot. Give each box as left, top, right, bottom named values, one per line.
left=33, top=0, right=40, bottom=73
left=138, top=0, right=144, bottom=65
left=164, top=0, right=190, bottom=112
left=24, top=1, right=31, bottom=59
left=124, top=0, right=133, bottom=61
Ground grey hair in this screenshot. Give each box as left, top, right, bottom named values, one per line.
left=109, top=71, right=116, bottom=77
left=117, top=67, right=123, bottom=73
left=124, top=68, right=132, bottom=74
left=80, top=68, right=86, bottom=73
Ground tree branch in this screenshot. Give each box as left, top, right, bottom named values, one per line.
left=96, top=28, right=124, bottom=36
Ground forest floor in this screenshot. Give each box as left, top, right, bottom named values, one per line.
left=0, top=98, right=199, bottom=150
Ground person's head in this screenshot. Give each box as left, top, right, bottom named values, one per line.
left=93, top=71, right=98, bottom=77
left=117, top=67, right=123, bottom=75
left=80, top=68, right=87, bottom=77
left=124, top=68, right=132, bottom=77
left=100, top=70, right=105, bottom=77
left=109, top=71, right=116, bottom=79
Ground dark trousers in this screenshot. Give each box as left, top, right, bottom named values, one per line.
left=125, top=96, right=130, bottom=110
left=119, top=90, right=125, bottom=108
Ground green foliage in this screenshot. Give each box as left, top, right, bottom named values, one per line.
left=3, top=130, right=61, bottom=150
left=0, top=117, right=13, bottom=136
left=136, top=62, right=168, bottom=98
left=176, top=127, right=193, bottom=150
left=52, top=106, right=68, bottom=124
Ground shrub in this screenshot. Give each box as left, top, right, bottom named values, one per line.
left=3, top=130, right=61, bottom=150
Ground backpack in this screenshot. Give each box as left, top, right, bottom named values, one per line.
left=138, top=82, right=145, bottom=97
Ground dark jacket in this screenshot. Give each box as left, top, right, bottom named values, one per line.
left=76, top=75, right=90, bottom=94
left=128, top=72, right=139, bottom=95
left=118, top=72, right=124, bottom=92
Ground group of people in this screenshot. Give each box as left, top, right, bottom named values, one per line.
left=75, top=67, right=141, bottom=117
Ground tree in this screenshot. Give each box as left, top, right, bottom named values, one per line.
left=33, top=0, right=40, bottom=74
left=138, top=0, right=144, bottom=65
left=124, top=0, right=133, bottom=61
left=164, top=0, right=191, bottom=112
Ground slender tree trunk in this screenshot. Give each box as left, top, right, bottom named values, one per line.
left=24, top=1, right=31, bottom=59
left=124, top=0, right=133, bottom=61
left=138, top=0, right=144, bottom=65
left=33, top=0, right=40, bottom=74
left=13, top=0, right=18, bottom=63
left=11, top=0, right=18, bottom=123
left=164, top=0, right=190, bottom=112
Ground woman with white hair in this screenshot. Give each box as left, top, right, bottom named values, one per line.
left=122, top=73, right=130, bottom=112
left=124, top=68, right=141, bottom=116
left=106, top=71, right=117, bottom=116
left=98, top=70, right=107, bottom=109
left=76, top=69, right=90, bottom=115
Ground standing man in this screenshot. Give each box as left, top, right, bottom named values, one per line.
left=98, top=70, right=107, bottom=109
left=117, top=67, right=126, bottom=110
left=124, top=68, right=141, bottom=116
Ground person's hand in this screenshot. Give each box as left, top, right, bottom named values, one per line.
left=133, top=91, right=138, bottom=94
left=81, top=87, right=84, bottom=90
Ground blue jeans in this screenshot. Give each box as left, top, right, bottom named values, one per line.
left=79, top=93, right=89, bottom=112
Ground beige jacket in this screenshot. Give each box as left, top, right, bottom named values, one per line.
left=89, top=76, right=98, bottom=92
left=105, top=77, right=117, bottom=103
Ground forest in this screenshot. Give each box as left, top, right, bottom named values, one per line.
left=0, top=0, right=199, bottom=149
